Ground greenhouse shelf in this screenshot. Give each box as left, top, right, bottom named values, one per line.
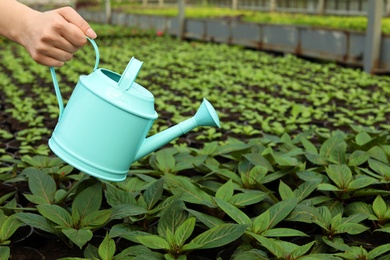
left=79, top=10, right=390, bottom=73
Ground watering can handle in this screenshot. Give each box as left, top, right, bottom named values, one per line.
left=50, top=37, right=100, bottom=120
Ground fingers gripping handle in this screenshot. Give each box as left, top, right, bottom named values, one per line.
left=50, top=37, right=100, bottom=120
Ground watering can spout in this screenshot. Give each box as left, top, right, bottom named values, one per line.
left=134, top=98, right=220, bottom=162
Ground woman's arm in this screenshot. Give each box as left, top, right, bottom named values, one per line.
left=0, top=0, right=97, bottom=66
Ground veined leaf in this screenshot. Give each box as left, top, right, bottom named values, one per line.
left=228, top=190, right=267, bottom=207
left=244, top=153, right=274, bottom=172
left=326, top=164, right=352, bottom=189
left=368, top=243, right=390, bottom=259
left=252, top=210, right=270, bottom=234
left=279, top=181, right=294, bottom=200
left=144, top=179, right=164, bottom=210
left=215, top=179, right=234, bottom=201
left=373, top=195, right=387, bottom=220
left=334, top=223, right=369, bottom=235
left=214, top=198, right=251, bottom=225
left=300, top=137, right=318, bottom=154
left=104, top=183, right=137, bottom=206
left=26, top=168, right=56, bottom=204
left=0, top=246, right=10, bottom=260
left=0, top=215, right=22, bottom=242
left=247, top=234, right=284, bottom=258
left=348, top=150, right=369, bottom=166
left=174, top=217, right=196, bottom=247
left=164, top=174, right=214, bottom=206
left=261, top=228, right=308, bottom=237
left=80, top=210, right=111, bottom=228
left=136, top=235, right=171, bottom=250
left=62, top=228, right=93, bottom=249
left=37, top=204, right=72, bottom=228
left=319, top=134, right=345, bottom=159
left=157, top=200, right=187, bottom=238
left=14, top=212, right=57, bottom=234
left=368, top=159, right=390, bottom=178
left=186, top=209, right=225, bottom=229
left=266, top=198, right=298, bottom=230
left=347, top=176, right=377, bottom=190
left=290, top=241, right=316, bottom=259
left=355, top=131, right=372, bottom=146
left=305, top=153, right=327, bottom=166
left=98, top=233, right=116, bottom=260
left=109, top=204, right=148, bottom=220
left=155, top=150, right=176, bottom=173
left=181, top=224, right=247, bottom=250
left=72, top=183, right=102, bottom=223
left=294, top=180, right=321, bottom=202
left=204, top=164, right=242, bottom=185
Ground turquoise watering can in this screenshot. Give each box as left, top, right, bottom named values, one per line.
left=49, top=38, right=220, bottom=182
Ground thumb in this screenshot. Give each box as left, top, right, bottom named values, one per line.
left=56, top=6, right=97, bottom=39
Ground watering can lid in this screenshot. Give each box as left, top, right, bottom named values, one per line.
left=80, top=68, right=158, bottom=120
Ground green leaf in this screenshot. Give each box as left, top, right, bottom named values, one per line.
left=375, top=226, right=390, bottom=234
left=0, top=246, right=10, bottom=260
left=319, top=134, right=345, bottom=159
left=373, top=195, right=387, bottom=219
left=279, top=181, right=294, bottom=200
left=252, top=210, right=271, bottom=234
left=304, top=153, right=327, bottom=165
left=186, top=209, right=225, bottom=229
left=0, top=215, right=22, bottom=242
left=290, top=241, right=316, bottom=259
left=266, top=198, right=298, bottom=230
left=205, top=164, right=242, bottom=185
left=24, top=194, right=51, bottom=205
left=328, top=142, right=347, bottom=164
left=214, top=198, right=251, bottom=225
left=228, top=191, right=267, bottom=207
left=104, top=183, right=137, bottom=206
left=261, top=228, right=308, bottom=237
left=215, top=179, right=234, bottom=201
left=368, top=243, right=390, bottom=259
left=155, top=150, right=176, bottom=172
left=98, top=233, right=116, bottom=260
left=326, top=164, right=352, bottom=189
left=37, top=204, right=72, bottom=228
left=248, top=234, right=284, bottom=258
left=81, top=210, right=111, bottom=228
left=301, top=137, right=318, bottom=154
left=272, top=153, right=298, bottom=167
left=14, top=212, right=57, bottom=234
left=62, top=228, right=93, bottom=249
left=347, top=176, right=377, bottom=190
left=244, top=153, right=274, bottom=172
left=136, top=235, right=171, bottom=250
left=294, top=180, right=321, bottom=202
left=182, top=224, right=247, bottom=250
left=368, top=159, right=390, bottom=178
left=174, top=217, right=196, bottom=247
left=355, top=131, right=372, bottom=146
left=344, top=202, right=373, bottom=217
left=27, top=168, right=56, bottom=204
left=334, top=223, right=369, bottom=235
left=109, top=204, right=148, bottom=220
left=164, top=174, right=213, bottom=206
left=348, top=150, right=369, bottom=166
left=144, top=179, right=164, bottom=210
left=157, top=200, right=187, bottom=238
left=72, top=183, right=102, bottom=224
left=317, top=183, right=341, bottom=191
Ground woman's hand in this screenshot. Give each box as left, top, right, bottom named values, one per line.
left=19, top=7, right=97, bottom=67
left=0, top=1, right=97, bottom=67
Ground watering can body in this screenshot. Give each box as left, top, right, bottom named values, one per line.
left=49, top=39, right=220, bottom=182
